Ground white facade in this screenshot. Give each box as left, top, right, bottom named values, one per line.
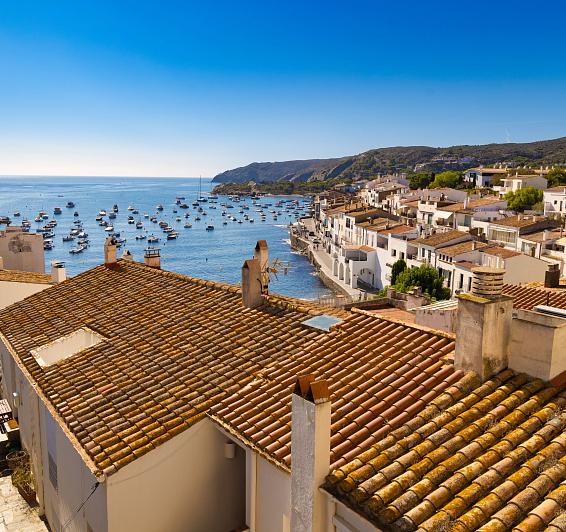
left=499, top=175, right=548, bottom=195
left=544, top=187, right=566, bottom=215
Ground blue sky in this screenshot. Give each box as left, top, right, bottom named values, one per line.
left=1, top=0, right=565, bottom=177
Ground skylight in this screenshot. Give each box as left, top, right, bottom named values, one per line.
left=31, top=328, right=104, bottom=367
left=301, top=314, right=343, bottom=332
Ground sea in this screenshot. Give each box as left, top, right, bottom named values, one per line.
left=0, top=176, right=332, bottom=300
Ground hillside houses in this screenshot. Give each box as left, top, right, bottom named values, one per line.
left=307, top=172, right=566, bottom=295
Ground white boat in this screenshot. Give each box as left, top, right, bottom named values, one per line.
left=105, top=225, right=114, bottom=232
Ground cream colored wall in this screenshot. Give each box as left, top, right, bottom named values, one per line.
left=106, top=418, right=246, bottom=532
left=255, top=456, right=291, bottom=532
left=0, top=280, right=50, bottom=310
left=503, top=254, right=547, bottom=284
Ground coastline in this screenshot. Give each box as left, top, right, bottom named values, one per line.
left=288, top=227, right=362, bottom=300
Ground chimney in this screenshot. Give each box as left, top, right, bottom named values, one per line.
left=545, top=263, right=560, bottom=288
left=104, top=236, right=117, bottom=266
left=290, top=375, right=331, bottom=532
left=122, top=248, right=134, bottom=261
left=454, top=267, right=513, bottom=381
left=509, top=307, right=566, bottom=381
left=241, top=258, right=263, bottom=308
left=143, top=248, right=161, bottom=269
left=50, top=261, right=66, bottom=283
left=254, top=240, right=269, bottom=294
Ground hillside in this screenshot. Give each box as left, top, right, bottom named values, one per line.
left=212, top=137, right=566, bottom=183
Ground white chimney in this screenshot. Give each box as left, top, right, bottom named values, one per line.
left=50, top=261, right=66, bottom=283
left=122, top=248, right=134, bottom=261
left=454, top=267, right=513, bottom=381
left=143, top=248, right=161, bottom=269
left=290, top=375, right=331, bottom=532
left=104, top=236, right=117, bottom=266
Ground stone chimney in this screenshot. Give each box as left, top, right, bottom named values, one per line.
left=290, top=375, right=331, bottom=532
left=104, top=236, right=117, bottom=266
left=50, top=261, right=66, bottom=283
left=545, top=263, right=560, bottom=289
left=454, top=267, right=513, bottom=381
left=143, top=248, right=161, bottom=269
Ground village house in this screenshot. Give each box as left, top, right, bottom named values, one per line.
left=0, top=260, right=65, bottom=310
left=463, top=166, right=510, bottom=187
left=0, top=240, right=469, bottom=532
left=497, top=173, right=548, bottom=195
left=486, top=215, right=559, bottom=251
left=360, top=181, right=409, bottom=211
left=544, top=186, right=566, bottom=215
left=412, top=229, right=472, bottom=267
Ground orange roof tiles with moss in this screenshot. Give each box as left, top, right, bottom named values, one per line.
left=325, top=369, right=566, bottom=531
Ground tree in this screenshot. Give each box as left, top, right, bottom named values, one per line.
left=505, top=187, right=543, bottom=212
left=394, top=264, right=451, bottom=300
left=429, top=171, right=462, bottom=189
left=408, top=173, right=433, bottom=190
left=546, top=168, right=566, bottom=187
left=390, top=258, right=407, bottom=286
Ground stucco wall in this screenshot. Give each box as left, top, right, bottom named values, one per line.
left=503, top=255, right=547, bottom=285
left=0, top=230, right=45, bottom=273
left=255, top=456, right=291, bottom=532
left=0, top=280, right=50, bottom=310
left=106, top=418, right=246, bottom=532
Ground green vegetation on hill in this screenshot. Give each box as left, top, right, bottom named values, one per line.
left=212, top=177, right=353, bottom=196
left=212, top=137, right=566, bottom=184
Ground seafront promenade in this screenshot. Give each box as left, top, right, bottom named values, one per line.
left=289, top=221, right=366, bottom=300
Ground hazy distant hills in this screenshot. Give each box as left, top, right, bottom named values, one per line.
left=212, top=137, right=566, bottom=183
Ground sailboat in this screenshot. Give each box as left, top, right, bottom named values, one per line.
left=198, top=176, right=207, bottom=202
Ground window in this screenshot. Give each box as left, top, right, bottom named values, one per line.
left=400, top=252, right=405, bottom=260
left=392, top=249, right=397, bottom=257
left=468, top=277, right=472, bottom=291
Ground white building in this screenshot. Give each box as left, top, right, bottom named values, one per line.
left=0, top=226, right=46, bottom=273
left=498, top=174, right=548, bottom=195
left=463, top=167, right=510, bottom=187
left=543, top=186, right=566, bottom=215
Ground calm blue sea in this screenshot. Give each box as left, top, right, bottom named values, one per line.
left=0, top=177, right=331, bottom=300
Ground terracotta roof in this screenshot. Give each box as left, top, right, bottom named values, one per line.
left=520, top=229, right=563, bottom=243
left=359, top=245, right=376, bottom=253
left=0, top=259, right=345, bottom=477
left=482, top=247, right=522, bottom=259
left=412, top=230, right=470, bottom=248
left=211, top=309, right=460, bottom=471
left=502, top=283, right=566, bottom=310
left=375, top=225, right=414, bottom=236
left=437, top=198, right=505, bottom=213
left=454, top=260, right=477, bottom=271
left=325, top=369, right=566, bottom=531
left=437, top=241, right=487, bottom=258
left=0, top=269, right=53, bottom=285
left=491, top=216, right=548, bottom=229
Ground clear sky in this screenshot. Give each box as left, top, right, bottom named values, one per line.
left=1, top=0, right=566, bottom=177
